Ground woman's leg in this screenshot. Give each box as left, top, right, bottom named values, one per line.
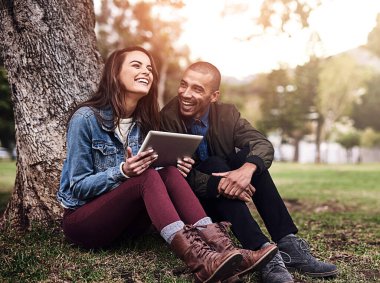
left=63, top=168, right=184, bottom=248
left=63, top=168, right=242, bottom=282
left=157, top=166, right=209, bottom=224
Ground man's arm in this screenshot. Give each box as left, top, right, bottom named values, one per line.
left=231, top=105, right=275, bottom=173
left=213, top=162, right=257, bottom=198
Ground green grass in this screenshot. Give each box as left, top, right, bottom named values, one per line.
left=1, top=161, right=379, bottom=282
left=0, top=160, right=16, bottom=214
left=270, top=163, right=380, bottom=213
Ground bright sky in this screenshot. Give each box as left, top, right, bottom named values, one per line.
left=178, top=0, right=380, bottom=79
left=94, top=0, right=380, bottom=80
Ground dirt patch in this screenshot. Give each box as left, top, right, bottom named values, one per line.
left=361, top=269, right=380, bottom=281
left=283, top=198, right=353, bottom=213
left=247, top=198, right=353, bottom=214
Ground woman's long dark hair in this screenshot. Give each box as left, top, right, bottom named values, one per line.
left=70, top=46, right=160, bottom=136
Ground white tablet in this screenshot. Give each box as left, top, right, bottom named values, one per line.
left=138, top=131, right=203, bottom=167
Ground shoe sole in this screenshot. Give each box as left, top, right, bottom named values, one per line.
left=197, top=252, right=243, bottom=283
left=287, top=267, right=339, bottom=278
left=235, top=245, right=279, bottom=277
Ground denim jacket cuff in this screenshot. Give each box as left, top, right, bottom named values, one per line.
left=119, top=162, right=130, bottom=179
left=110, top=165, right=128, bottom=181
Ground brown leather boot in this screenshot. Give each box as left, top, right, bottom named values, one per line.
left=170, top=225, right=243, bottom=283
left=198, top=222, right=278, bottom=278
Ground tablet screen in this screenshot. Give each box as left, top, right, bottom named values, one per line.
left=138, top=131, right=203, bottom=167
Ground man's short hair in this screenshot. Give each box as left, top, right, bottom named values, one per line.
left=187, top=61, right=221, bottom=92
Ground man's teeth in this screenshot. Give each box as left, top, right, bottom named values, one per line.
left=182, top=101, right=193, bottom=106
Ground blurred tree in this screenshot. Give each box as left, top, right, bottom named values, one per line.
left=351, top=12, right=380, bottom=141
left=367, top=13, right=380, bottom=57
left=258, top=0, right=321, bottom=35
left=222, top=0, right=325, bottom=162
left=0, top=66, right=14, bottom=151
left=257, top=66, right=315, bottom=162
left=221, top=0, right=322, bottom=39
left=360, top=128, right=380, bottom=148
left=96, top=0, right=188, bottom=107
left=316, top=54, right=372, bottom=162
left=291, top=57, right=320, bottom=161
left=335, top=130, right=360, bottom=163
left=256, top=69, right=288, bottom=135
left=352, top=74, right=380, bottom=131
left=220, top=80, right=263, bottom=129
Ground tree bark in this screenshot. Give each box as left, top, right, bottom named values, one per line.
left=0, top=0, right=102, bottom=229
left=292, top=138, right=300, bottom=163
left=315, top=116, right=324, bottom=164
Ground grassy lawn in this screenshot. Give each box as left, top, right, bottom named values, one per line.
left=0, top=160, right=16, bottom=215
left=0, top=161, right=379, bottom=282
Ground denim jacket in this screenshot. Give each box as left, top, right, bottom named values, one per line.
left=57, top=106, right=143, bottom=209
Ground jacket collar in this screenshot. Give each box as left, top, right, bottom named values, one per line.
left=99, top=106, right=115, bottom=132
left=98, top=106, right=139, bottom=133
left=184, top=106, right=210, bottom=130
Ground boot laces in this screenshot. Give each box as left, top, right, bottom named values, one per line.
left=182, top=225, right=213, bottom=258
left=279, top=251, right=291, bottom=264
left=215, top=222, right=235, bottom=247
left=295, top=237, right=313, bottom=259
left=267, top=252, right=288, bottom=272
left=280, top=236, right=313, bottom=264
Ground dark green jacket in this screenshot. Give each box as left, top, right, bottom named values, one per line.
left=160, top=97, right=274, bottom=198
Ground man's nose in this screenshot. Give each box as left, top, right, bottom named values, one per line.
left=182, top=88, right=192, bottom=98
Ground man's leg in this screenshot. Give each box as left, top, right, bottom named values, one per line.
left=227, top=147, right=298, bottom=242
left=196, top=156, right=269, bottom=250
left=197, top=156, right=294, bottom=283
left=228, top=148, right=337, bottom=279
left=251, top=171, right=298, bottom=242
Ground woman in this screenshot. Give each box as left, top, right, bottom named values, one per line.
left=57, top=46, right=276, bottom=282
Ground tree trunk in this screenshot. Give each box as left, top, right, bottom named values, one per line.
left=292, top=138, right=300, bottom=163
left=315, top=116, right=323, bottom=163
left=0, top=0, right=102, bottom=229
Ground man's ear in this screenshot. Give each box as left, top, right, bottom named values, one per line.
left=210, top=90, right=220, bottom=103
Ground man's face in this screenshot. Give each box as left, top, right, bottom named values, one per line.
left=177, top=69, right=219, bottom=119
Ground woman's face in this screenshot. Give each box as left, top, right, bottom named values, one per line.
left=118, top=50, right=154, bottom=98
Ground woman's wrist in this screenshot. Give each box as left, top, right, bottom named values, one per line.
left=119, top=162, right=130, bottom=178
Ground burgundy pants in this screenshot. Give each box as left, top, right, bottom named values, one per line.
left=63, top=166, right=207, bottom=248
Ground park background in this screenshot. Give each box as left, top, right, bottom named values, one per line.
left=0, top=0, right=379, bottom=282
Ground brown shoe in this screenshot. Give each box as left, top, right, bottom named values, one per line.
left=198, top=222, right=278, bottom=277
left=170, top=225, right=243, bottom=283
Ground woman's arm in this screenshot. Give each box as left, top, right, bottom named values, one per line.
left=65, top=112, right=126, bottom=200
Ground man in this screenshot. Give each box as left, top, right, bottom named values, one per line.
left=160, top=61, right=338, bottom=283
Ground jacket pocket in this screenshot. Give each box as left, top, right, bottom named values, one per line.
left=92, top=140, right=118, bottom=171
